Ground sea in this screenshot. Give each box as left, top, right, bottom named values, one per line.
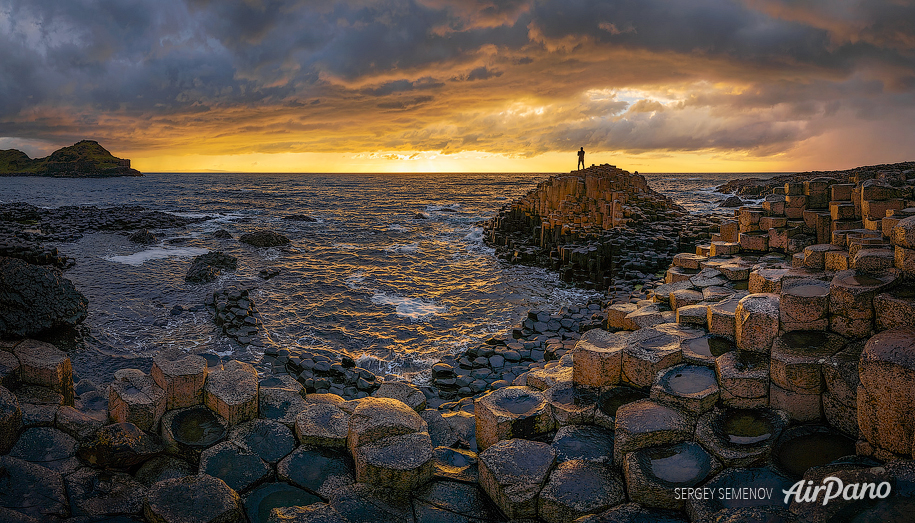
left=0, top=171, right=779, bottom=384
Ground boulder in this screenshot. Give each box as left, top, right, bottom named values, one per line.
left=474, top=386, right=553, bottom=450
left=151, top=352, right=208, bottom=409
left=432, top=446, right=478, bottom=482
left=857, top=327, right=915, bottom=455
left=735, top=293, right=779, bottom=353
left=239, top=230, right=290, bottom=247
left=0, top=256, right=88, bottom=338
left=538, top=460, right=626, bottom=523
left=143, top=474, right=243, bottom=523
left=12, top=339, right=74, bottom=404
left=204, top=361, right=259, bottom=426
left=419, top=408, right=459, bottom=448
left=478, top=438, right=556, bottom=519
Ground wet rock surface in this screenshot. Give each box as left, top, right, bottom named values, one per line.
left=0, top=258, right=89, bottom=337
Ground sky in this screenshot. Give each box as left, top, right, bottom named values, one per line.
left=1, top=0, right=914, bottom=173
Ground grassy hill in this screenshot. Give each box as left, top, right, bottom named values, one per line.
left=0, top=140, right=141, bottom=177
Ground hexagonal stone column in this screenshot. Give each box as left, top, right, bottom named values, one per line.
left=545, top=383, right=598, bottom=426
left=694, top=407, right=788, bottom=467
left=198, top=441, right=271, bottom=494
left=822, top=344, right=861, bottom=437
left=475, top=386, right=553, bottom=450
left=707, top=296, right=741, bottom=339
left=613, top=399, right=693, bottom=466
left=77, top=422, right=165, bottom=468
left=478, top=438, right=556, bottom=519
left=346, top=397, right=433, bottom=495
left=108, top=369, right=166, bottom=432
left=748, top=268, right=789, bottom=294
left=779, top=279, right=830, bottom=332
left=605, top=303, right=638, bottom=330
left=572, top=329, right=624, bottom=388
left=0, top=456, right=70, bottom=519
left=735, top=294, right=780, bottom=353
left=13, top=339, right=73, bottom=405
left=716, top=351, right=769, bottom=409
left=143, top=474, right=243, bottom=523
left=371, top=381, right=427, bottom=412
left=829, top=270, right=896, bottom=339
left=620, top=329, right=683, bottom=389
left=622, top=441, right=722, bottom=510
left=857, top=327, right=915, bottom=456
left=539, top=460, right=625, bottom=523
left=151, top=352, right=207, bottom=410
left=295, top=402, right=350, bottom=447
left=204, top=360, right=258, bottom=426
left=874, top=285, right=915, bottom=330
left=650, top=364, right=719, bottom=414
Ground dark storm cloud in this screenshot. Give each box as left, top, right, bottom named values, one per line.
left=0, top=0, right=912, bottom=161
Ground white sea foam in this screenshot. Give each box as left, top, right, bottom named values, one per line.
left=385, top=242, right=420, bottom=253
left=104, top=246, right=209, bottom=266
left=345, top=271, right=366, bottom=289
left=333, top=243, right=358, bottom=250
left=463, top=227, right=484, bottom=243
left=427, top=203, right=462, bottom=212
left=371, top=293, right=446, bottom=320
left=387, top=224, right=409, bottom=232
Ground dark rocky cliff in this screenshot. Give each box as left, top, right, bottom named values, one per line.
left=0, top=140, right=141, bottom=177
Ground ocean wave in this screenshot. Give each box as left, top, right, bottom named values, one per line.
left=333, top=243, right=358, bottom=250
left=426, top=203, right=462, bottom=212
left=103, top=246, right=209, bottom=266
left=370, top=293, right=447, bottom=320
left=387, top=224, right=409, bottom=232
left=345, top=271, right=366, bottom=289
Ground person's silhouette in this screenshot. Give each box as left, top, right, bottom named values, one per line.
left=577, top=147, right=585, bottom=169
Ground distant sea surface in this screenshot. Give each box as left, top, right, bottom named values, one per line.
left=0, top=171, right=779, bottom=384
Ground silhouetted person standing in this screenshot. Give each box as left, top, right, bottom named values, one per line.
left=577, top=147, right=585, bottom=170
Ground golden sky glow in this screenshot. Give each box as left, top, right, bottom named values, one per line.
left=1, top=0, right=913, bottom=173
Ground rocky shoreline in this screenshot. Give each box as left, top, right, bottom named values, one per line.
left=3, top=163, right=915, bottom=521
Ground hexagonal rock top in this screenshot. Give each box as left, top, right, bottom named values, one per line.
left=371, top=382, right=427, bottom=412
left=573, top=329, right=625, bottom=388
left=539, top=459, right=625, bottom=522
left=108, top=370, right=166, bottom=432
left=0, top=385, right=22, bottom=454
left=151, top=352, right=208, bottom=410
left=857, top=327, right=915, bottom=456
left=474, top=386, right=554, bottom=450
left=613, top=399, right=693, bottom=466
left=650, top=364, right=720, bottom=414
left=204, top=361, right=259, bottom=426
left=478, top=438, right=556, bottom=520
left=143, top=474, right=243, bottom=523
left=735, top=294, right=780, bottom=353
left=346, top=397, right=427, bottom=451
left=295, top=402, right=350, bottom=448
left=12, top=339, right=74, bottom=405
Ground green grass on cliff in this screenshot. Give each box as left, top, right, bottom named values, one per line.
left=0, top=140, right=125, bottom=174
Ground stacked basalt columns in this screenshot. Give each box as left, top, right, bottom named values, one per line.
left=483, top=164, right=714, bottom=289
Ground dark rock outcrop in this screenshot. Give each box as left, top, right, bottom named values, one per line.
left=185, top=251, right=239, bottom=283
left=0, top=257, right=88, bottom=337
left=239, top=230, right=290, bottom=248
left=718, top=196, right=744, bottom=208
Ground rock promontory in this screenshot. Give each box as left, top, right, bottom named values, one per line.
left=0, top=140, right=141, bottom=177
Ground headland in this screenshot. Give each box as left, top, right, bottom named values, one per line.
left=0, top=140, right=141, bottom=178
